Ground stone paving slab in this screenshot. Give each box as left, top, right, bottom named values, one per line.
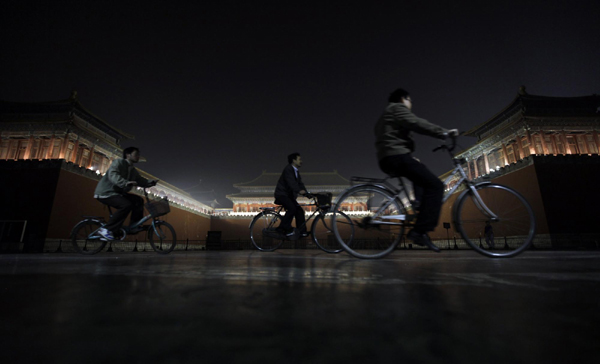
left=1, top=250, right=599, bottom=363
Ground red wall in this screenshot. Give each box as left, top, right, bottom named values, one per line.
left=431, top=164, right=548, bottom=239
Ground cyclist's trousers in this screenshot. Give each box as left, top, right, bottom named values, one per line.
left=98, top=194, right=144, bottom=233
left=379, top=153, right=444, bottom=233
left=274, top=195, right=306, bottom=233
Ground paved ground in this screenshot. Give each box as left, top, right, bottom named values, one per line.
left=1, top=250, right=599, bottom=364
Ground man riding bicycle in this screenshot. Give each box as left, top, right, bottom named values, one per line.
left=94, top=147, right=157, bottom=240
left=274, top=152, right=309, bottom=238
left=374, top=88, right=458, bottom=252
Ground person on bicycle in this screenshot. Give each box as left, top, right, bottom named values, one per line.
left=274, top=152, right=309, bottom=237
left=375, top=88, right=458, bottom=252
left=94, top=147, right=156, bottom=240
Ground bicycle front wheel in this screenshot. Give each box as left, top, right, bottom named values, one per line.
left=148, top=221, right=177, bottom=254
left=311, top=211, right=352, bottom=254
left=71, top=219, right=107, bottom=255
left=454, top=184, right=536, bottom=258
left=249, top=211, right=285, bottom=252
left=332, top=185, right=405, bottom=259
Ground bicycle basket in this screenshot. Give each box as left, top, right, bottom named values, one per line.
left=145, top=197, right=170, bottom=217
left=312, top=192, right=332, bottom=208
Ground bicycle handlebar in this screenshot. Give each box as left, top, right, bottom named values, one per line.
left=433, top=133, right=458, bottom=153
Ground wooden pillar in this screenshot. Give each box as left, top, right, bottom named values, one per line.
left=561, top=131, right=572, bottom=154
left=45, top=135, right=55, bottom=159
left=539, top=132, right=549, bottom=155
left=472, top=156, right=479, bottom=178
left=483, top=152, right=490, bottom=175
left=551, top=134, right=559, bottom=155
left=526, top=130, right=536, bottom=155
left=594, top=131, right=600, bottom=154
left=59, top=134, right=70, bottom=159
left=87, top=146, right=96, bottom=169
left=467, top=157, right=473, bottom=179
left=71, top=136, right=80, bottom=164
left=514, top=134, right=524, bottom=160
left=23, top=135, right=34, bottom=160
left=501, top=143, right=510, bottom=165
left=11, top=139, right=19, bottom=160
left=579, top=135, right=589, bottom=155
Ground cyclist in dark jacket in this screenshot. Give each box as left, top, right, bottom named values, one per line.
left=274, top=152, right=308, bottom=237
left=375, top=88, right=457, bottom=252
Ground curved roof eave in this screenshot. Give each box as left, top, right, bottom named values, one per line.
left=464, top=94, right=522, bottom=137
left=73, top=99, right=135, bottom=140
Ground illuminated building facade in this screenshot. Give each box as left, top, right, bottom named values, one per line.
left=443, top=87, right=600, bottom=190
left=226, top=170, right=351, bottom=215
left=0, top=91, right=126, bottom=173
left=433, top=87, right=600, bottom=242
left=0, top=93, right=212, bottom=251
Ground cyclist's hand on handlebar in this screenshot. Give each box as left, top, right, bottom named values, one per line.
left=447, top=129, right=459, bottom=138
left=148, top=179, right=158, bottom=187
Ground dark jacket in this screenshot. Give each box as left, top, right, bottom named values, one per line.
left=374, top=103, right=448, bottom=161
left=274, top=164, right=306, bottom=200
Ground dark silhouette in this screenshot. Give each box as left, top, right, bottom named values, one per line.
left=374, top=88, right=458, bottom=252
left=274, top=152, right=308, bottom=237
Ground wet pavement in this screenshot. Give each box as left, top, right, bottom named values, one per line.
left=1, top=250, right=599, bottom=364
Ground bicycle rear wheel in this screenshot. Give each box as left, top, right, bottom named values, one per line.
left=332, top=185, right=405, bottom=259
left=311, top=211, right=352, bottom=253
left=454, top=184, right=536, bottom=258
left=249, top=211, right=285, bottom=252
left=71, top=219, right=107, bottom=255
left=148, top=221, right=177, bottom=254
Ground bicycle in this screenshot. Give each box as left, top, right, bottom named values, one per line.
left=332, top=135, right=536, bottom=259
left=248, top=192, right=354, bottom=253
left=71, top=187, right=177, bottom=255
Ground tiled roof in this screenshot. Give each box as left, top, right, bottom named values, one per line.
left=0, top=92, right=135, bottom=140
left=465, top=88, right=600, bottom=138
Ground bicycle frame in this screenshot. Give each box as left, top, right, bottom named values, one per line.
left=87, top=187, right=166, bottom=240
left=346, top=137, right=499, bottom=225
left=251, top=197, right=328, bottom=234
left=440, top=152, right=499, bottom=221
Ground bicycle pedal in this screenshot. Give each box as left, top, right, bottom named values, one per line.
left=286, top=234, right=300, bottom=241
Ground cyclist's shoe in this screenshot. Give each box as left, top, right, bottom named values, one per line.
left=407, top=230, right=440, bottom=253
left=299, top=231, right=309, bottom=238
left=285, top=228, right=300, bottom=241
left=98, top=227, right=115, bottom=241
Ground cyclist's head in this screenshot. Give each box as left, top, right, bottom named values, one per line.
left=388, top=88, right=410, bottom=103
left=288, top=152, right=301, bottom=165
left=123, top=147, right=140, bottom=159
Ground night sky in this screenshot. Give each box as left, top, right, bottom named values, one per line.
left=2, top=1, right=599, bottom=207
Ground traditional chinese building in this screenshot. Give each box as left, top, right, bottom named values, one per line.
left=434, top=87, right=600, bottom=243
left=452, top=86, right=599, bottom=183
left=0, top=91, right=129, bottom=173
left=0, top=92, right=213, bottom=251
left=226, top=170, right=351, bottom=215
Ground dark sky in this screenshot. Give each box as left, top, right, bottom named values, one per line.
left=2, top=1, right=599, bottom=207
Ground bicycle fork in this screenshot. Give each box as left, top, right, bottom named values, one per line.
left=467, top=185, right=499, bottom=221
